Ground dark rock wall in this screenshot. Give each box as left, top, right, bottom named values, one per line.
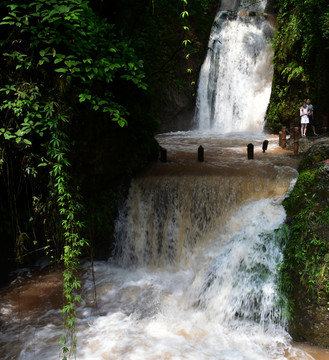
left=157, top=6, right=218, bottom=133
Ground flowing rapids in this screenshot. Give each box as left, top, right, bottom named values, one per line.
left=1, top=133, right=328, bottom=360
left=195, top=0, right=275, bottom=132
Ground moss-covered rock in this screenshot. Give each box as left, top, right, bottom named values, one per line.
left=298, top=141, right=329, bottom=172
left=281, top=142, right=329, bottom=347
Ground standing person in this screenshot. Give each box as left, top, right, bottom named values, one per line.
left=300, top=101, right=309, bottom=137
left=306, top=98, right=318, bottom=135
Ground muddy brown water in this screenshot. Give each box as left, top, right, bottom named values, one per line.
left=1, top=133, right=328, bottom=360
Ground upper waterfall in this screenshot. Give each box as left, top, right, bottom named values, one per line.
left=195, top=0, right=275, bottom=133
left=219, top=0, right=266, bottom=11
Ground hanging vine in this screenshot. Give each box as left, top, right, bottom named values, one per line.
left=0, top=0, right=146, bottom=358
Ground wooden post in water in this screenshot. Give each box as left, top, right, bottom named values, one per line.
left=160, top=147, right=167, bottom=162
left=198, top=145, right=204, bottom=162
left=279, top=131, right=282, bottom=147
left=294, top=127, right=299, bottom=154
left=262, top=140, right=269, bottom=153
left=282, top=126, right=287, bottom=149
left=247, top=143, right=254, bottom=159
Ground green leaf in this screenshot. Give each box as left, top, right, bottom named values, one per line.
left=182, top=39, right=191, bottom=46
left=0, top=21, right=15, bottom=25
left=79, top=95, right=86, bottom=103
left=23, top=139, right=32, bottom=145
left=4, top=132, right=15, bottom=140
left=117, top=119, right=126, bottom=127
left=55, top=68, right=68, bottom=73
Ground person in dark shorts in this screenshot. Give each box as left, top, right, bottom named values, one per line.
left=306, top=98, right=318, bottom=136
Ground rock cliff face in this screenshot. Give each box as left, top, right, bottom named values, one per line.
left=264, top=0, right=276, bottom=14
left=282, top=141, right=329, bottom=347
left=158, top=76, right=198, bottom=132
left=157, top=7, right=217, bottom=133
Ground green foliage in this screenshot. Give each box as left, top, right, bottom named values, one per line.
left=279, top=168, right=329, bottom=316
left=0, top=0, right=146, bottom=127
left=0, top=0, right=147, bottom=357
left=267, top=0, right=329, bottom=131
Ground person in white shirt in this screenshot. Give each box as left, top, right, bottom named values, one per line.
left=300, top=102, right=309, bottom=137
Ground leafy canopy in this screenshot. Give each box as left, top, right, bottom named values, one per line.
left=0, top=0, right=146, bottom=131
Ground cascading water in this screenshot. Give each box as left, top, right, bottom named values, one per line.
left=1, top=1, right=328, bottom=359
left=2, top=134, right=326, bottom=359
left=114, top=171, right=294, bottom=268
left=195, top=0, right=275, bottom=132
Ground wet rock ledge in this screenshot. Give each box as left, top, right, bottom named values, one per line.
left=282, top=140, right=329, bottom=347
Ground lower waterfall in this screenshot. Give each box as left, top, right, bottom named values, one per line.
left=1, top=133, right=326, bottom=360
left=114, top=174, right=292, bottom=267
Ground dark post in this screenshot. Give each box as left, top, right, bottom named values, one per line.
left=247, top=143, right=254, bottom=159
left=262, top=140, right=269, bottom=153
left=282, top=126, right=287, bottom=149
left=294, top=127, right=299, bottom=154
left=279, top=131, right=282, bottom=147
left=160, top=147, right=167, bottom=162
left=198, top=145, right=204, bottom=162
